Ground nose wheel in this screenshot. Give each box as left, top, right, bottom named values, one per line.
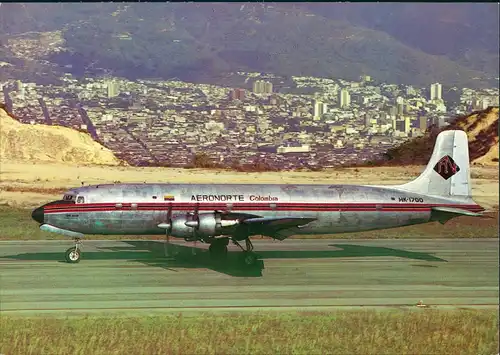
left=65, top=238, right=82, bottom=263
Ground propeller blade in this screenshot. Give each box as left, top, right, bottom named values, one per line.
left=164, top=204, right=173, bottom=257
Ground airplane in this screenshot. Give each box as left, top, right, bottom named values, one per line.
left=31, top=130, right=486, bottom=266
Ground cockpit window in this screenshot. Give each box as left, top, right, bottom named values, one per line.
left=76, top=196, right=85, bottom=204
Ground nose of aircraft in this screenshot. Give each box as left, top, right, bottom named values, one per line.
left=31, top=206, right=44, bottom=224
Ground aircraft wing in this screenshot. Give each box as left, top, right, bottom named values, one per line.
left=241, top=216, right=317, bottom=240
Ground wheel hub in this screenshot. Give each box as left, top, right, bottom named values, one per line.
left=69, top=251, right=79, bottom=260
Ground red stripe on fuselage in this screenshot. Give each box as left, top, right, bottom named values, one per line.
left=43, top=202, right=482, bottom=209
left=43, top=202, right=484, bottom=214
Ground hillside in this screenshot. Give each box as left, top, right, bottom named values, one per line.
left=294, top=3, right=499, bottom=76
left=0, top=3, right=497, bottom=88
left=380, top=106, right=499, bottom=166
left=0, top=104, right=123, bottom=166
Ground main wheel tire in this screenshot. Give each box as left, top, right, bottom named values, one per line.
left=65, top=247, right=81, bottom=263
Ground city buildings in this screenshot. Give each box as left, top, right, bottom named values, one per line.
left=3, top=73, right=497, bottom=169
left=253, top=80, right=273, bottom=94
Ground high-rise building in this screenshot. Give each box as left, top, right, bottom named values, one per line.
left=364, top=113, right=372, bottom=128
left=264, top=81, right=273, bottom=94
left=338, top=89, right=350, bottom=108
left=430, top=83, right=442, bottom=101
left=313, top=100, right=327, bottom=120
left=419, top=115, right=428, bottom=131
left=229, top=88, right=246, bottom=101
left=388, top=106, right=397, bottom=117
left=393, top=115, right=411, bottom=133
left=253, top=80, right=262, bottom=93
left=404, top=116, right=411, bottom=133
left=397, top=103, right=404, bottom=115
left=107, top=81, right=120, bottom=98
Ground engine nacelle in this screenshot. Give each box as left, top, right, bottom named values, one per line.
left=170, top=212, right=239, bottom=239
left=170, top=215, right=196, bottom=238
left=196, top=213, right=219, bottom=236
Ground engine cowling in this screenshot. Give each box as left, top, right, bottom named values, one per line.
left=170, top=212, right=239, bottom=238
left=169, top=215, right=196, bottom=238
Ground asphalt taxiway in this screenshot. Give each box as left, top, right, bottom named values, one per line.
left=0, top=239, right=498, bottom=316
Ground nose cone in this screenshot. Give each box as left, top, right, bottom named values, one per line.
left=31, top=206, right=44, bottom=224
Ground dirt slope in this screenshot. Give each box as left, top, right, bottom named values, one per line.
left=381, top=106, right=499, bottom=166
left=0, top=105, right=122, bottom=166
left=455, top=107, right=499, bottom=166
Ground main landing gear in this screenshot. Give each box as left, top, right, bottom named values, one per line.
left=65, top=238, right=82, bottom=263
left=208, top=237, right=258, bottom=266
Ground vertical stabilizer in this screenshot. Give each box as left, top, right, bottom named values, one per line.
left=396, top=130, right=472, bottom=199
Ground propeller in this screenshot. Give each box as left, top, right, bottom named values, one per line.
left=185, top=204, right=200, bottom=255
left=192, top=204, right=199, bottom=254
left=162, top=204, right=173, bottom=257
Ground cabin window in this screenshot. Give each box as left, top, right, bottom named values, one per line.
left=152, top=196, right=157, bottom=200
left=76, top=196, right=85, bottom=204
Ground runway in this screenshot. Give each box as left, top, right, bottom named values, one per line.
left=0, top=239, right=498, bottom=316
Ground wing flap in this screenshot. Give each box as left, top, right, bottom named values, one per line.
left=242, top=216, right=317, bottom=240
left=242, top=216, right=317, bottom=227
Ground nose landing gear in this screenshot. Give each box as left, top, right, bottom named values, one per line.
left=65, top=238, right=82, bottom=263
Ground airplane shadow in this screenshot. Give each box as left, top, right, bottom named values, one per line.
left=3, top=240, right=446, bottom=277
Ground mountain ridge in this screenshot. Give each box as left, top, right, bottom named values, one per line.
left=0, top=3, right=497, bottom=88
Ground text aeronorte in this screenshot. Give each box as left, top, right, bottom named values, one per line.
left=191, top=194, right=245, bottom=202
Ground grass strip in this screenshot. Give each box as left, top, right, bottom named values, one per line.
left=1, top=310, right=498, bottom=355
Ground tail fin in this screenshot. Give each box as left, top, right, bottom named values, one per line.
left=396, top=130, right=472, bottom=199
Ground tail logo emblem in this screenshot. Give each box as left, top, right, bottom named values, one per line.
left=433, top=155, right=460, bottom=180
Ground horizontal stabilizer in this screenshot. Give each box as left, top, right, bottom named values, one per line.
left=40, top=224, right=85, bottom=238
left=430, top=206, right=484, bottom=225
left=431, top=206, right=484, bottom=217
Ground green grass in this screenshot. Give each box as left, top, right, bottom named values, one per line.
left=0, top=206, right=497, bottom=240
left=1, top=310, right=497, bottom=355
